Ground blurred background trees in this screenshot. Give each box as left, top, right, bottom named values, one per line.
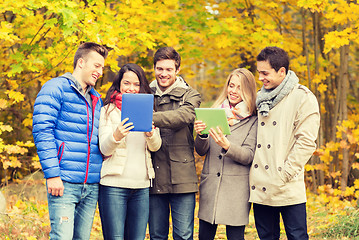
left=1, top=0, right=358, bottom=197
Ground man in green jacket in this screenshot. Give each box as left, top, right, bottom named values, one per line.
left=148, top=47, right=201, bottom=240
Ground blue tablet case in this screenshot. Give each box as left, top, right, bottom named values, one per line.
left=121, top=93, right=154, bottom=132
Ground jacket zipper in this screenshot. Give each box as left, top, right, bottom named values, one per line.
left=84, top=101, right=91, bottom=183
left=84, top=95, right=99, bottom=183
left=70, top=83, right=100, bottom=184
left=57, top=142, right=65, bottom=163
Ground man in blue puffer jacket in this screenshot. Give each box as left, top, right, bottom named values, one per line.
left=32, top=42, right=108, bottom=240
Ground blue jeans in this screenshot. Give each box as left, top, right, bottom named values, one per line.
left=253, top=203, right=309, bottom=240
left=47, top=181, right=99, bottom=240
left=149, top=193, right=196, bottom=240
left=98, top=185, right=149, bottom=240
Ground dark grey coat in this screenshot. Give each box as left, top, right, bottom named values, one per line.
left=195, top=115, right=257, bottom=226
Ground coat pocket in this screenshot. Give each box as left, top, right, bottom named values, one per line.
left=168, top=145, right=197, bottom=184
left=199, top=173, right=209, bottom=190
left=100, top=148, right=127, bottom=177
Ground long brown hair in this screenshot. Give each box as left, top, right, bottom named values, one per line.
left=103, top=63, right=151, bottom=117
left=212, top=68, right=257, bottom=115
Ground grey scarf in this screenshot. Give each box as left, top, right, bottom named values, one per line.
left=256, top=70, right=299, bottom=117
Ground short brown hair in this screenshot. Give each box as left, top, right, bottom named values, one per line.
left=153, top=47, right=181, bottom=70
left=257, top=46, right=289, bottom=74
left=73, top=42, right=108, bottom=69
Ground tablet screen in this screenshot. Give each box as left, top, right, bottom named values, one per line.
left=195, top=108, right=231, bottom=135
left=121, top=93, right=154, bottom=132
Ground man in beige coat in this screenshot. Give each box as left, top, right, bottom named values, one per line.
left=249, top=46, right=320, bottom=240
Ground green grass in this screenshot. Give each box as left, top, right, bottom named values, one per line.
left=322, top=208, right=359, bottom=239
left=2, top=173, right=359, bottom=239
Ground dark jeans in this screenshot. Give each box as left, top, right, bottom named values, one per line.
left=253, top=203, right=309, bottom=240
left=199, top=219, right=245, bottom=240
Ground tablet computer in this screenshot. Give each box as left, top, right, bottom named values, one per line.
left=121, top=93, right=154, bottom=132
left=195, top=108, right=231, bottom=135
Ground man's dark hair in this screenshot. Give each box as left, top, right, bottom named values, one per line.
left=73, top=42, right=109, bottom=69
left=257, top=46, right=289, bottom=74
left=154, top=47, right=181, bottom=70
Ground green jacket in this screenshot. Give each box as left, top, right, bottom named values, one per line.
left=150, top=77, right=201, bottom=194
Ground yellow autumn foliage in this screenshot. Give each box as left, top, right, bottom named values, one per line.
left=0, top=0, right=358, bottom=207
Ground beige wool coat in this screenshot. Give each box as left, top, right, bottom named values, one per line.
left=195, top=115, right=258, bottom=226
left=249, top=84, right=320, bottom=206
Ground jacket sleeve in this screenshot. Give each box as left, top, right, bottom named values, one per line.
left=282, top=91, right=320, bottom=182
left=32, top=79, right=63, bottom=179
left=153, top=88, right=201, bottom=129
left=98, top=107, right=125, bottom=157
left=225, top=118, right=258, bottom=166
left=194, top=135, right=210, bottom=156
left=146, top=127, right=162, bottom=152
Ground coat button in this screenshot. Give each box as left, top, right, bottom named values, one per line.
left=261, top=122, right=265, bottom=126
left=254, top=164, right=258, bottom=168
left=262, top=187, right=266, bottom=192
left=257, top=144, right=261, bottom=148
left=278, top=167, right=282, bottom=171
left=217, top=172, right=221, bottom=177
left=219, top=155, right=222, bottom=159
left=267, top=144, right=271, bottom=149
left=273, top=121, right=277, bottom=126
left=265, top=165, right=269, bottom=170
left=251, top=185, right=255, bottom=190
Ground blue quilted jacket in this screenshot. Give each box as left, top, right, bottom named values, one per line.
left=32, top=74, right=103, bottom=183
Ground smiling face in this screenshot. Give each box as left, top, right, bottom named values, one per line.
left=154, top=59, right=179, bottom=92
left=257, top=60, right=286, bottom=90
left=120, top=71, right=140, bottom=94
left=227, top=75, right=243, bottom=107
left=77, top=51, right=105, bottom=89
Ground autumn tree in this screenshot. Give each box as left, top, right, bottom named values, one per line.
left=1, top=0, right=358, bottom=198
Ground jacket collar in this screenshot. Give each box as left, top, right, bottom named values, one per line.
left=62, top=72, right=96, bottom=96
left=150, top=76, right=189, bottom=97
left=62, top=72, right=101, bottom=98
left=229, top=115, right=255, bottom=132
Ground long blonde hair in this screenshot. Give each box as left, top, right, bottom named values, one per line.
left=212, top=68, right=257, bottom=115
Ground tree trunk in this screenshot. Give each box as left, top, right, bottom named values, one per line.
left=313, top=11, right=325, bottom=186
left=302, top=8, right=317, bottom=192
left=339, top=44, right=350, bottom=191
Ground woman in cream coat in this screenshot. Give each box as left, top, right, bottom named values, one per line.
left=98, top=63, right=161, bottom=240
left=194, top=68, right=257, bottom=240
